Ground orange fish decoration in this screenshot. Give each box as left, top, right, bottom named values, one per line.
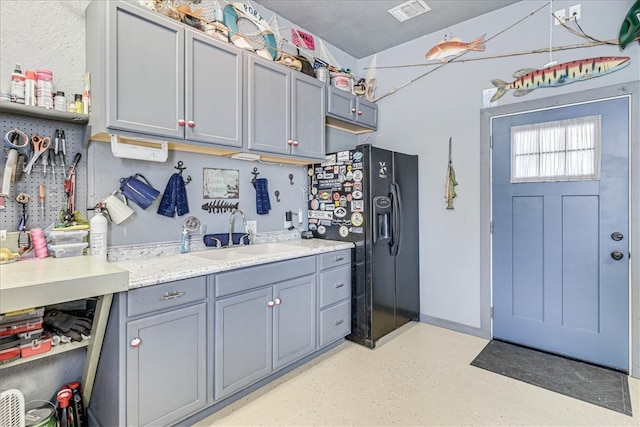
left=426, top=34, right=486, bottom=62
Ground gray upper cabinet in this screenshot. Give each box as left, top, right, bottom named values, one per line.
left=326, top=85, right=378, bottom=132
left=85, top=1, right=242, bottom=147
left=246, top=55, right=325, bottom=159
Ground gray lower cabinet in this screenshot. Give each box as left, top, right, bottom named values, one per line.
left=317, top=249, right=352, bottom=347
left=85, top=0, right=243, bottom=147
left=88, top=276, right=207, bottom=427
left=213, top=257, right=317, bottom=400
left=246, top=55, right=325, bottom=159
left=326, top=85, right=378, bottom=131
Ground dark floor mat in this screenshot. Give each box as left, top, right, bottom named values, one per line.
left=470, top=340, right=632, bottom=416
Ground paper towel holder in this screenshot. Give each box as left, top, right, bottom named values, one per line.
left=110, top=134, right=168, bottom=162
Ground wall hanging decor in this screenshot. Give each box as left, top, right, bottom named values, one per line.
left=201, top=200, right=239, bottom=214
left=203, top=168, right=239, bottom=199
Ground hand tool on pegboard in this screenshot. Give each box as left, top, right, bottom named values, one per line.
left=61, top=153, right=81, bottom=224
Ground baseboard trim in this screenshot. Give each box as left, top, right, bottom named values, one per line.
left=420, top=314, right=491, bottom=340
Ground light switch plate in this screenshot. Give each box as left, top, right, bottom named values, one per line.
left=246, top=220, right=257, bottom=234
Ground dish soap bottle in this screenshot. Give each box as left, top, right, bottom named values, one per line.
left=180, top=228, right=189, bottom=254
left=90, top=204, right=108, bottom=261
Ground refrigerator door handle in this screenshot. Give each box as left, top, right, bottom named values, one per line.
left=390, top=182, right=403, bottom=257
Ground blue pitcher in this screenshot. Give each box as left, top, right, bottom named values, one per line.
left=119, top=174, right=160, bottom=210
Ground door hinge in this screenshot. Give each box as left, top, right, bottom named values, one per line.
left=490, top=221, right=493, bottom=234
left=490, top=134, right=493, bottom=149
left=490, top=306, right=494, bottom=319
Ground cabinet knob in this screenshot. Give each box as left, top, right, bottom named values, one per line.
left=292, top=140, right=299, bottom=147
left=178, top=119, right=186, bottom=127
left=351, top=108, right=356, bottom=113
left=130, top=338, right=142, bottom=348
left=357, top=110, right=363, bottom=116
left=274, top=298, right=282, bottom=305
left=187, top=120, right=195, bottom=128
left=267, top=301, right=275, bottom=307
left=287, top=140, right=293, bottom=145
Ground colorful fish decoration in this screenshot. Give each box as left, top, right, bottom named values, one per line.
left=426, top=34, right=486, bottom=62
left=490, top=56, right=630, bottom=102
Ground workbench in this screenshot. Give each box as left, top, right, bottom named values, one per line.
left=0, top=256, right=129, bottom=404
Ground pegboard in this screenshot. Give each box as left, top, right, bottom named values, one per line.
left=0, top=112, right=87, bottom=231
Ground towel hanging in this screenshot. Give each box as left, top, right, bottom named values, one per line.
left=158, top=173, right=190, bottom=217
left=255, top=178, right=271, bottom=215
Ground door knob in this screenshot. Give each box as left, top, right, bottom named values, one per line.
left=611, top=251, right=624, bottom=260
left=611, top=232, right=624, bottom=241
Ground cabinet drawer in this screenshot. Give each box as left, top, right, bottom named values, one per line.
left=319, top=299, right=351, bottom=347
left=318, top=249, right=351, bottom=270
left=127, top=276, right=207, bottom=318
left=215, top=256, right=315, bottom=297
left=318, top=266, right=351, bottom=309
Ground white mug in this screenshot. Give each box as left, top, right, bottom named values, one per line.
left=102, top=191, right=134, bottom=224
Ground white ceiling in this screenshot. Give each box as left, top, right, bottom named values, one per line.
left=254, top=0, right=520, bottom=59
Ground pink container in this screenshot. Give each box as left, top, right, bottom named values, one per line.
left=36, top=68, right=53, bottom=109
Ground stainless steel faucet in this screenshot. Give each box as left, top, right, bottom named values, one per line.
left=228, top=209, right=247, bottom=246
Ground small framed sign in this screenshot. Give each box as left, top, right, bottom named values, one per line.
left=203, top=168, right=240, bottom=199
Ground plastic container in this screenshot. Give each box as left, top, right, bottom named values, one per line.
left=20, top=332, right=51, bottom=358
left=24, top=70, right=37, bottom=106
left=36, top=68, right=53, bottom=109
left=10, top=64, right=25, bottom=104
left=0, top=306, right=45, bottom=323
left=0, top=318, right=43, bottom=337
left=330, top=72, right=354, bottom=93
left=24, top=401, right=57, bottom=427
left=0, top=346, right=21, bottom=363
left=18, top=328, right=44, bottom=345
left=54, top=91, right=67, bottom=111
left=47, top=242, right=88, bottom=258
left=46, top=230, right=88, bottom=245
left=74, top=94, right=83, bottom=114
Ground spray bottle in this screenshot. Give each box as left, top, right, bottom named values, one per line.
left=90, top=203, right=108, bottom=261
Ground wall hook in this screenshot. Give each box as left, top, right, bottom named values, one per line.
left=175, top=160, right=192, bottom=185
left=288, top=173, right=294, bottom=185
left=274, top=190, right=280, bottom=202
left=251, top=167, right=260, bottom=189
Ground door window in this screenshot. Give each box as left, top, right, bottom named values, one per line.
left=510, top=115, right=601, bottom=182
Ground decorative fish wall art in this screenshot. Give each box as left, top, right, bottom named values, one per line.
left=490, top=56, right=630, bottom=102
left=425, top=34, right=486, bottom=62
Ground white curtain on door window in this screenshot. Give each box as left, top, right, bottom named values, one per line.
left=511, top=115, right=601, bottom=182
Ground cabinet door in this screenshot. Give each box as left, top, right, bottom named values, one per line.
left=186, top=30, right=243, bottom=147
left=326, top=86, right=355, bottom=121
left=355, top=98, right=378, bottom=129
left=290, top=73, right=325, bottom=159
left=273, top=275, right=316, bottom=369
left=215, top=287, right=273, bottom=400
left=246, top=55, right=291, bottom=155
left=108, top=2, right=184, bottom=138
left=127, top=303, right=206, bottom=427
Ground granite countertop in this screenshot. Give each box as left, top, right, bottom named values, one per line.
left=114, top=238, right=354, bottom=289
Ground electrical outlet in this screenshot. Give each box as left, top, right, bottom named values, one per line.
left=0, top=230, right=6, bottom=241
left=569, top=4, right=581, bottom=21
left=553, top=8, right=566, bottom=25
left=246, top=220, right=257, bottom=234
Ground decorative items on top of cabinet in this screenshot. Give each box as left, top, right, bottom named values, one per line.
left=212, top=256, right=317, bottom=400
left=317, top=249, right=352, bottom=347
left=326, top=85, right=378, bottom=134
left=85, top=0, right=242, bottom=148
left=87, top=276, right=207, bottom=427
left=245, top=54, right=326, bottom=160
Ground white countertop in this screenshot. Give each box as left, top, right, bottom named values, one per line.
left=115, top=239, right=354, bottom=289
left=0, top=256, right=129, bottom=313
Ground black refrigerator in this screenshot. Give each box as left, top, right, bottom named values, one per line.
left=308, top=144, right=420, bottom=348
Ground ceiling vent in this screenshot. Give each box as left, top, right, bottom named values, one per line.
left=388, top=0, right=431, bottom=22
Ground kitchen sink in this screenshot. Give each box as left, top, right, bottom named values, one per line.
left=189, top=243, right=299, bottom=262
left=231, top=243, right=299, bottom=255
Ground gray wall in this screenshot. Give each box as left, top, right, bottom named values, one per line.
left=357, top=0, right=639, bottom=335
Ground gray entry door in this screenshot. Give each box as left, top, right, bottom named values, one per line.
left=492, top=96, right=629, bottom=371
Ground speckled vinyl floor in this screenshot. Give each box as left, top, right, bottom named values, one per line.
left=194, top=322, right=640, bottom=426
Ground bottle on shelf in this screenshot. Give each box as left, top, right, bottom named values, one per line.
left=10, top=64, right=25, bottom=104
